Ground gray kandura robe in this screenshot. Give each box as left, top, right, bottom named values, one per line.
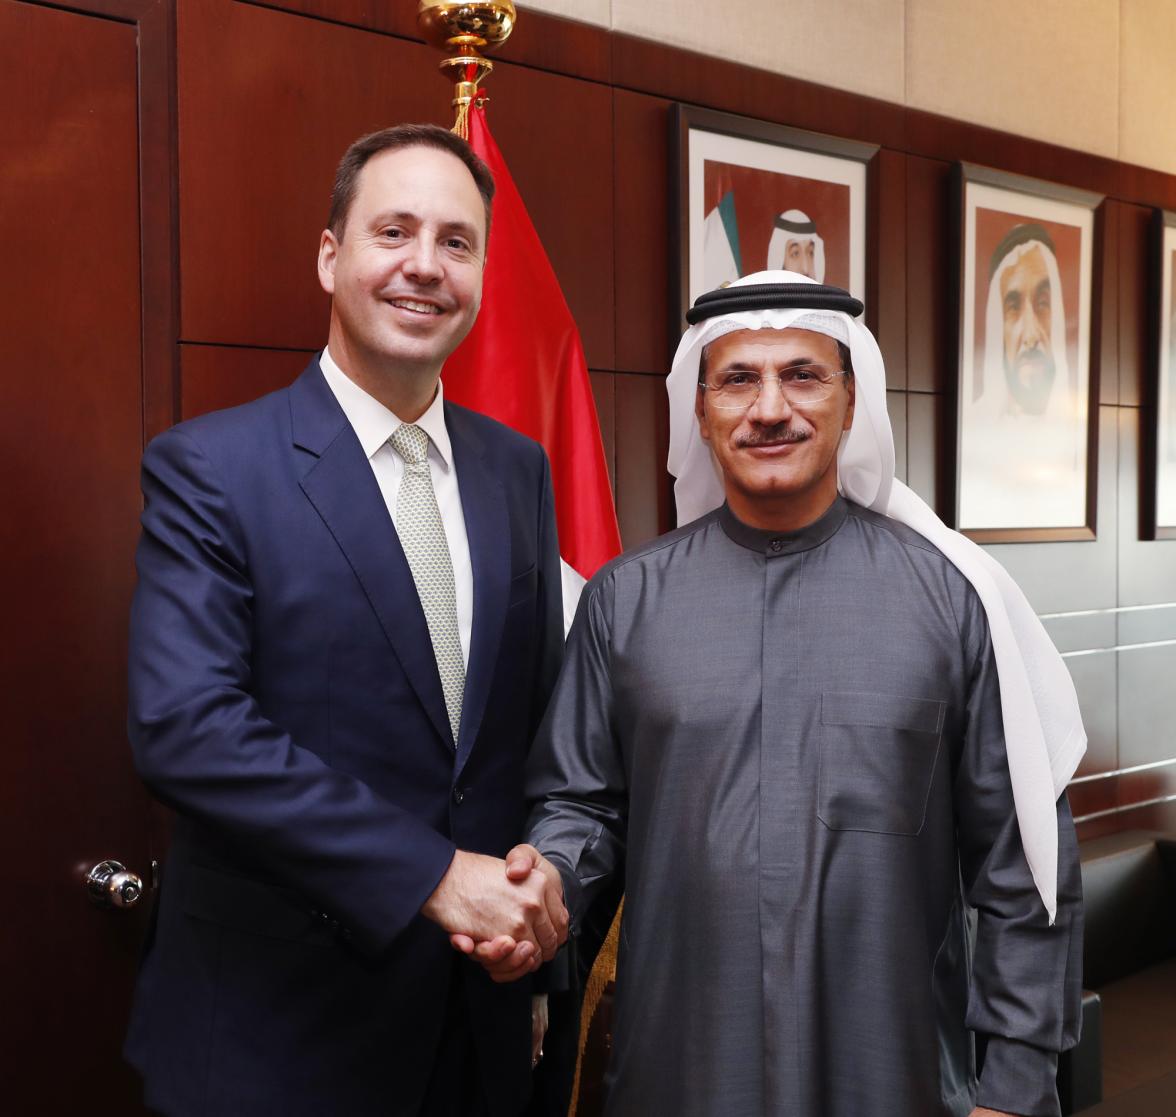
left=526, top=497, right=1082, bottom=1117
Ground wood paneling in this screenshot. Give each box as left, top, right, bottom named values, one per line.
left=613, top=88, right=673, bottom=376
left=180, top=344, right=314, bottom=419
left=2, top=1, right=163, bottom=1109
left=241, top=0, right=614, bottom=83
left=873, top=149, right=908, bottom=388
left=1117, top=202, right=1151, bottom=409
left=180, top=0, right=614, bottom=367
left=1098, top=201, right=1121, bottom=406
left=887, top=390, right=908, bottom=482
left=589, top=370, right=616, bottom=492
left=905, top=156, right=952, bottom=394
left=614, top=372, right=670, bottom=548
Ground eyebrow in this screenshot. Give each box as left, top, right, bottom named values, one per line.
left=369, top=211, right=481, bottom=241
left=716, top=355, right=826, bottom=372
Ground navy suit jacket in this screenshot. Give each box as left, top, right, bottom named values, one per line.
left=125, top=361, right=564, bottom=1116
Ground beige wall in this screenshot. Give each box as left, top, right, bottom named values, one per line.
left=519, top=0, right=1176, bottom=175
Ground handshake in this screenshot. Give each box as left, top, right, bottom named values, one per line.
left=422, top=844, right=569, bottom=983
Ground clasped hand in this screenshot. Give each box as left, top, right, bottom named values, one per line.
left=422, top=844, right=568, bottom=982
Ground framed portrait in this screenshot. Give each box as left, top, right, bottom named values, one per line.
left=670, top=105, right=876, bottom=327
left=953, top=163, right=1102, bottom=542
left=1145, top=209, right=1176, bottom=539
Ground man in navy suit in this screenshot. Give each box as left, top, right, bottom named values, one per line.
left=125, top=123, right=568, bottom=1116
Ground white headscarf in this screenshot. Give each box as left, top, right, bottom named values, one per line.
left=766, top=209, right=826, bottom=282
left=667, top=270, right=1086, bottom=923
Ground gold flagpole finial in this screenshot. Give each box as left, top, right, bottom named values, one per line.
left=417, top=2, right=517, bottom=139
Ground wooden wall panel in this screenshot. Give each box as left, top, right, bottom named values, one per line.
left=613, top=88, right=673, bottom=376
left=614, top=372, right=670, bottom=548
left=589, top=370, right=616, bottom=492
left=905, top=156, right=952, bottom=394
left=1117, top=201, right=1151, bottom=409
left=887, top=391, right=908, bottom=482
left=181, top=344, right=313, bottom=420
left=240, top=0, right=613, bottom=83
left=179, top=0, right=615, bottom=367
left=873, top=150, right=908, bottom=388
left=1098, top=201, right=1121, bottom=406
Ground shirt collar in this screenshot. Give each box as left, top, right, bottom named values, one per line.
left=319, top=347, right=453, bottom=469
left=719, top=495, right=848, bottom=556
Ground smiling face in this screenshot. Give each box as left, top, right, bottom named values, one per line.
left=696, top=327, right=855, bottom=531
left=317, top=144, right=486, bottom=415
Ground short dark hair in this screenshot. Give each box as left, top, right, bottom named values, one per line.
left=697, top=337, right=855, bottom=383
left=327, top=123, right=496, bottom=242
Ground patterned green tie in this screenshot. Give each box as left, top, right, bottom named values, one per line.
left=389, top=423, right=465, bottom=746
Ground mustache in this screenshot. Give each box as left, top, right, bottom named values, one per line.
left=737, top=425, right=809, bottom=448
left=1014, top=345, right=1051, bottom=366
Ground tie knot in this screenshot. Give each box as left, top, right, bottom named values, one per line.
left=390, top=423, right=430, bottom=466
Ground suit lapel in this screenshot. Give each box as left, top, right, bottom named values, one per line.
left=447, top=404, right=510, bottom=774
left=290, top=363, right=453, bottom=753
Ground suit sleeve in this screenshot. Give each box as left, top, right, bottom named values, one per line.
left=529, top=447, right=565, bottom=742
left=953, top=589, right=1084, bottom=1117
left=527, top=446, right=572, bottom=995
left=128, top=427, right=456, bottom=957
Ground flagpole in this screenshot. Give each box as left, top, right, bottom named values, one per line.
left=417, top=1, right=516, bottom=138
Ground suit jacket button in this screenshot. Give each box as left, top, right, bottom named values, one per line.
left=452, top=787, right=465, bottom=805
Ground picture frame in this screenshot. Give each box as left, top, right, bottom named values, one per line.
left=1144, top=209, right=1176, bottom=540
left=670, top=105, right=876, bottom=332
left=952, top=162, right=1102, bottom=542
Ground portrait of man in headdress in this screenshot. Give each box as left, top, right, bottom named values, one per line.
left=682, top=115, right=869, bottom=307
left=766, top=208, right=825, bottom=280
left=957, top=190, right=1094, bottom=533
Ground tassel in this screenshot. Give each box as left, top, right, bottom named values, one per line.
left=568, top=899, right=623, bottom=1117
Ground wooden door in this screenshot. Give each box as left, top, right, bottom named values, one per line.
left=0, top=1, right=174, bottom=1111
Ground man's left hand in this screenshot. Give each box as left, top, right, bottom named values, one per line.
left=970, top=1109, right=1016, bottom=1116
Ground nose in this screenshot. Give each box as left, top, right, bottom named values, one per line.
left=746, top=375, right=792, bottom=424
left=403, top=233, right=444, bottom=284
left=1019, top=302, right=1044, bottom=350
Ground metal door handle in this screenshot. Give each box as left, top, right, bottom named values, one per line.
left=85, top=860, right=144, bottom=909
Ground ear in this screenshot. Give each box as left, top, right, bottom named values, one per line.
left=317, top=229, right=339, bottom=296
left=842, top=375, right=856, bottom=432
left=695, top=385, right=711, bottom=443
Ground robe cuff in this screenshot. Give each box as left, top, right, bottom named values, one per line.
left=976, top=1035, right=1060, bottom=1116
left=530, top=941, right=572, bottom=994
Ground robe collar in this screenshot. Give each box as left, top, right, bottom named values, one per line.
left=718, top=495, right=848, bottom=556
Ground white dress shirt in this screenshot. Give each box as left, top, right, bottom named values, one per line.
left=319, top=347, right=473, bottom=667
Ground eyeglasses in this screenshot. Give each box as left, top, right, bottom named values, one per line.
left=699, top=365, right=850, bottom=410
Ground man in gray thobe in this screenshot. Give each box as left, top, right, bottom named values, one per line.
left=493, top=274, right=1084, bottom=1117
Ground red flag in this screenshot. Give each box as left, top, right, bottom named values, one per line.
left=442, top=104, right=621, bottom=596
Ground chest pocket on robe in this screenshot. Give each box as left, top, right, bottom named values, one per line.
left=818, top=690, right=946, bottom=836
